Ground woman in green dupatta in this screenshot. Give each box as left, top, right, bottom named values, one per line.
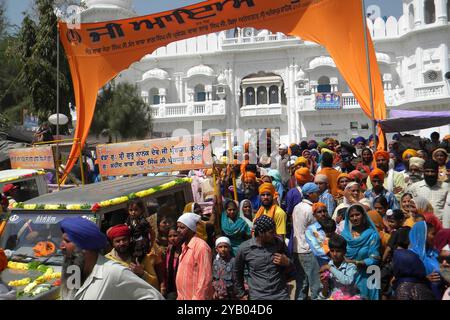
left=221, top=199, right=251, bottom=256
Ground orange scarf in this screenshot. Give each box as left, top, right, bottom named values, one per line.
left=254, top=204, right=277, bottom=222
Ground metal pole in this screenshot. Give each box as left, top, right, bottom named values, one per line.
left=361, top=0, right=378, bottom=151
left=56, top=25, right=60, bottom=190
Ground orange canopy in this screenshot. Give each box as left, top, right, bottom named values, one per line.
left=59, top=0, right=386, bottom=180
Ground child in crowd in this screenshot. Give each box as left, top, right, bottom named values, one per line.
left=212, top=237, right=237, bottom=300
left=319, top=234, right=361, bottom=300
left=163, top=226, right=181, bottom=300
left=380, top=227, right=411, bottom=299
left=382, top=210, right=409, bottom=263
left=306, top=217, right=337, bottom=266
left=380, top=210, right=411, bottom=299
left=335, top=208, right=347, bottom=235
left=126, top=199, right=152, bottom=263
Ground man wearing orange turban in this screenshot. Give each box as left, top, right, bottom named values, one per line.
left=402, top=149, right=417, bottom=160
left=295, top=168, right=313, bottom=185
left=285, top=168, right=312, bottom=216
left=365, top=168, right=400, bottom=210
left=369, top=168, right=385, bottom=182
left=243, top=171, right=257, bottom=183
left=312, top=202, right=327, bottom=215
left=368, top=149, right=406, bottom=202
left=254, top=182, right=287, bottom=239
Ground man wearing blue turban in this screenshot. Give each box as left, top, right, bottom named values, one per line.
left=59, top=217, right=164, bottom=300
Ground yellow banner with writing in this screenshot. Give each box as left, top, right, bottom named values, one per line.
left=96, top=134, right=213, bottom=176
left=9, top=146, right=56, bottom=170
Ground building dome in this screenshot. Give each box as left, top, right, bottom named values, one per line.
left=186, top=65, right=215, bottom=78
left=142, top=68, right=169, bottom=81
left=295, top=68, right=306, bottom=82
left=217, top=72, right=227, bottom=84
left=83, top=0, right=132, bottom=10
left=309, top=56, right=336, bottom=69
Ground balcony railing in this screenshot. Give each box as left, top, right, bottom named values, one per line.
left=413, top=83, right=446, bottom=99
left=240, top=104, right=287, bottom=118
left=148, top=101, right=226, bottom=121
left=222, top=34, right=298, bottom=46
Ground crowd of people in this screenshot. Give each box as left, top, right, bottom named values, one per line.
left=1, top=132, right=450, bottom=301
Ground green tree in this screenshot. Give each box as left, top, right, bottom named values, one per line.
left=91, top=82, right=152, bottom=142
left=15, top=0, right=73, bottom=123
left=0, top=0, right=6, bottom=37
left=0, top=1, right=27, bottom=123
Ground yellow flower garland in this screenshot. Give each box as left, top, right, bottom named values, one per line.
left=12, top=177, right=192, bottom=212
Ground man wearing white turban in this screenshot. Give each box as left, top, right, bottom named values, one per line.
left=314, top=174, right=336, bottom=216
left=405, top=156, right=426, bottom=186
left=176, top=212, right=213, bottom=300
left=276, top=144, right=291, bottom=187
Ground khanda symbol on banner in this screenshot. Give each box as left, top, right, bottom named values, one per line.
left=66, top=29, right=82, bottom=45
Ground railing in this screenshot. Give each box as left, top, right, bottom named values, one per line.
left=240, top=104, right=286, bottom=117
left=194, top=103, right=206, bottom=114
left=222, top=34, right=297, bottom=45
left=148, top=101, right=226, bottom=120
left=150, top=108, right=159, bottom=117
left=414, top=83, right=446, bottom=98
left=166, top=105, right=187, bottom=116
left=341, top=94, right=359, bottom=107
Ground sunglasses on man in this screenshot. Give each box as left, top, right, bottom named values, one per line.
left=438, top=256, right=450, bottom=264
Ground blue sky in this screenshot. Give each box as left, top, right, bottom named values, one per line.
left=5, top=0, right=403, bottom=28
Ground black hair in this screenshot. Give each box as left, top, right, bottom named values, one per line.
left=415, top=214, right=425, bottom=221
left=168, top=225, right=178, bottom=233
left=386, top=209, right=405, bottom=221
left=373, top=196, right=389, bottom=209
left=290, top=144, right=301, bottom=157
left=245, top=164, right=258, bottom=173
left=337, top=207, right=347, bottom=219
left=299, top=141, right=308, bottom=150
left=401, top=193, right=413, bottom=201
left=158, top=214, right=175, bottom=226
left=225, top=198, right=238, bottom=209
left=361, top=147, right=373, bottom=157
left=430, top=132, right=439, bottom=139
left=426, top=222, right=435, bottom=232
left=424, top=159, right=439, bottom=171
left=128, top=199, right=147, bottom=216
left=321, top=152, right=334, bottom=168
left=320, top=217, right=336, bottom=234
left=395, top=228, right=410, bottom=249
left=328, top=234, right=347, bottom=251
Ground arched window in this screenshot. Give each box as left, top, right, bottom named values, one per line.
left=317, top=76, right=331, bottom=93
left=194, top=84, right=206, bottom=102
left=424, top=0, right=435, bottom=24
left=408, top=4, right=415, bottom=29
left=245, top=87, right=255, bottom=105
left=150, top=88, right=160, bottom=105
left=269, top=85, right=279, bottom=104
left=257, top=86, right=267, bottom=105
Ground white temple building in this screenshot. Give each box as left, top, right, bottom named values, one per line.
left=81, top=0, right=450, bottom=145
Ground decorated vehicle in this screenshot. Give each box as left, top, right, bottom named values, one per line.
left=0, top=169, right=49, bottom=204
left=0, top=176, right=193, bottom=299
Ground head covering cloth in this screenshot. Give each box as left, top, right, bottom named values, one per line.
left=177, top=212, right=201, bottom=232
left=60, top=217, right=108, bottom=251
left=106, top=224, right=130, bottom=241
